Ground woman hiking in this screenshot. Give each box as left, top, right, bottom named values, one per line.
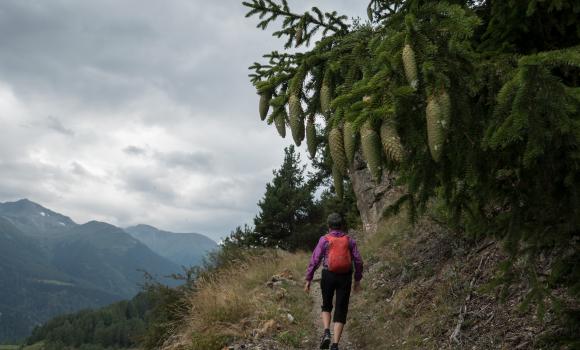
left=304, top=213, right=364, bottom=350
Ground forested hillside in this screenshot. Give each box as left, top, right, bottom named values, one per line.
left=0, top=200, right=213, bottom=342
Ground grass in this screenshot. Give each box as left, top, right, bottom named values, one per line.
left=346, top=209, right=567, bottom=349
left=348, top=214, right=466, bottom=349
left=160, top=212, right=469, bottom=350
left=161, top=249, right=313, bottom=350
left=159, top=209, right=565, bottom=349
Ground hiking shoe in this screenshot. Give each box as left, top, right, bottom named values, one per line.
left=320, top=329, right=331, bottom=349
left=330, top=344, right=339, bottom=350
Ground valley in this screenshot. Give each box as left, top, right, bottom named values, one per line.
left=0, top=199, right=217, bottom=342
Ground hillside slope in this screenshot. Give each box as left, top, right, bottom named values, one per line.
left=157, top=213, right=576, bottom=350
left=22, top=211, right=577, bottom=349
left=347, top=215, right=576, bottom=349
left=0, top=217, right=121, bottom=342
left=52, top=221, right=181, bottom=296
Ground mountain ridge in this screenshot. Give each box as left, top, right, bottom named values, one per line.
left=0, top=198, right=215, bottom=342
left=0, top=198, right=77, bottom=236
left=125, top=224, right=218, bottom=268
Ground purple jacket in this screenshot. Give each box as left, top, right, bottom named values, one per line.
left=305, top=230, right=364, bottom=282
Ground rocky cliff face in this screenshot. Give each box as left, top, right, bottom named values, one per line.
left=349, top=152, right=404, bottom=234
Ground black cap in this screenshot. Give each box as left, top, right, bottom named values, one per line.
left=327, top=213, right=343, bottom=230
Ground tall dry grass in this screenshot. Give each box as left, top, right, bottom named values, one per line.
left=161, top=248, right=312, bottom=350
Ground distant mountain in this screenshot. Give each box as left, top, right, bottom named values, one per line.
left=0, top=199, right=202, bottom=342
left=52, top=221, right=181, bottom=297
left=0, top=217, right=121, bottom=342
left=0, top=198, right=76, bottom=236
left=125, top=224, right=217, bottom=268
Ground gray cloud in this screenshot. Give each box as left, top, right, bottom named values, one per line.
left=122, top=171, right=177, bottom=202
left=123, top=145, right=147, bottom=156
left=154, top=150, right=212, bottom=172
left=47, top=116, right=74, bottom=136
left=70, top=161, right=90, bottom=176
left=0, top=0, right=364, bottom=240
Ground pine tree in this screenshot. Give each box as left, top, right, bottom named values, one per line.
left=222, top=224, right=260, bottom=248
left=253, top=145, right=321, bottom=250
left=243, top=0, right=580, bottom=330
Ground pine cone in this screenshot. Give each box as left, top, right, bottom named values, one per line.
left=297, top=116, right=305, bottom=145
left=426, top=94, right=445, bottom=162
left=438, top=89, right=451, bottom=128
left=332, top=165, right=344, bottom=199
left=402, top=44, right=418, bottom=89
left=343, top=121, right=357, bottom=166
left=361, top=120, right=382, bottom=181
left=274, top=110, right=286, bottom=138
left=380, top=120, right=404, bottom=163
left=259, top=91, right=271, bottom=121
left=306, top=115, right=317, bottom=158
left=320, top=74, right=332, bottom=114
left=288, top=94, right=304, bottom=146
left=295, top=26, right=304, bottom=46
left=329, top=127, right=347, bottom=176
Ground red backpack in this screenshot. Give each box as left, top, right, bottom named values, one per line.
left=325, top=234, right=352, bottom=273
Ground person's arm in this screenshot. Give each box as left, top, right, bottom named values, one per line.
left=304, top=236, right=326, bottom=292
left=350, top=237, right=364, bottom=291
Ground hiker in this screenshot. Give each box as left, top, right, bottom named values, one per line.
left=304, top=213, right=364, bottom=350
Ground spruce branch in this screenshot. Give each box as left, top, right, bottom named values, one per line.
left=518, top=45, right=580, bottom=69
left=249, top=51, right=297, bottom=84
left=243, top=0, right=349, bottom=48
left=367, top=0, right=406, bottom=22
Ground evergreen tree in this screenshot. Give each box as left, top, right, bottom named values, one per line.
left=243, top=0, right=580, bottom=335
left=253, top=145, right=321, bottom=250
left=221, top=224, right=260, bottom=248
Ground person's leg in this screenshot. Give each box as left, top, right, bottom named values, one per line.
left=320, top=270, right=335, bottom=349
left=322, top=311, right=331, bottom=329
left=320, top=270, right=335, bottom=328
left=332, top=273, right=352, bottom=345
left=332, top=322, right=345, bottom=344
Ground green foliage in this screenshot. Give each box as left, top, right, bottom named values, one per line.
left=139, top=283, right=189, bottom=350
left=25, top=269, right=197, bottom=350
left=221, top=224, right=260, bottom=249
left=223, top=143, right=360, bottom=251
left=243, top=0, right=348, bottom=50
left=26, top=292, right=150, bottom=349
left=479, top=0, right=580, bottom=53
left=243, top=0, right=580, bottom=338
left=252, top=145, right=322, bottom=250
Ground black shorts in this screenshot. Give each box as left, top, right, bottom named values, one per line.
left=320, top=269, right=352, bottom=324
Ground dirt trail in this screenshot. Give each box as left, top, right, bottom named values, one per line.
left=307, top=270, right=356, bottom=350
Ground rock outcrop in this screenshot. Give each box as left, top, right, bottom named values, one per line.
left=349, top=152, right=404, bottom=234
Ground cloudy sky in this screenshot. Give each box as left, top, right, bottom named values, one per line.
left=0, top=0, right=364, bottom=241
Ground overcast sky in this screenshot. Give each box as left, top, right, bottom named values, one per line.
left=0, top=0, right=364, bottom=241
